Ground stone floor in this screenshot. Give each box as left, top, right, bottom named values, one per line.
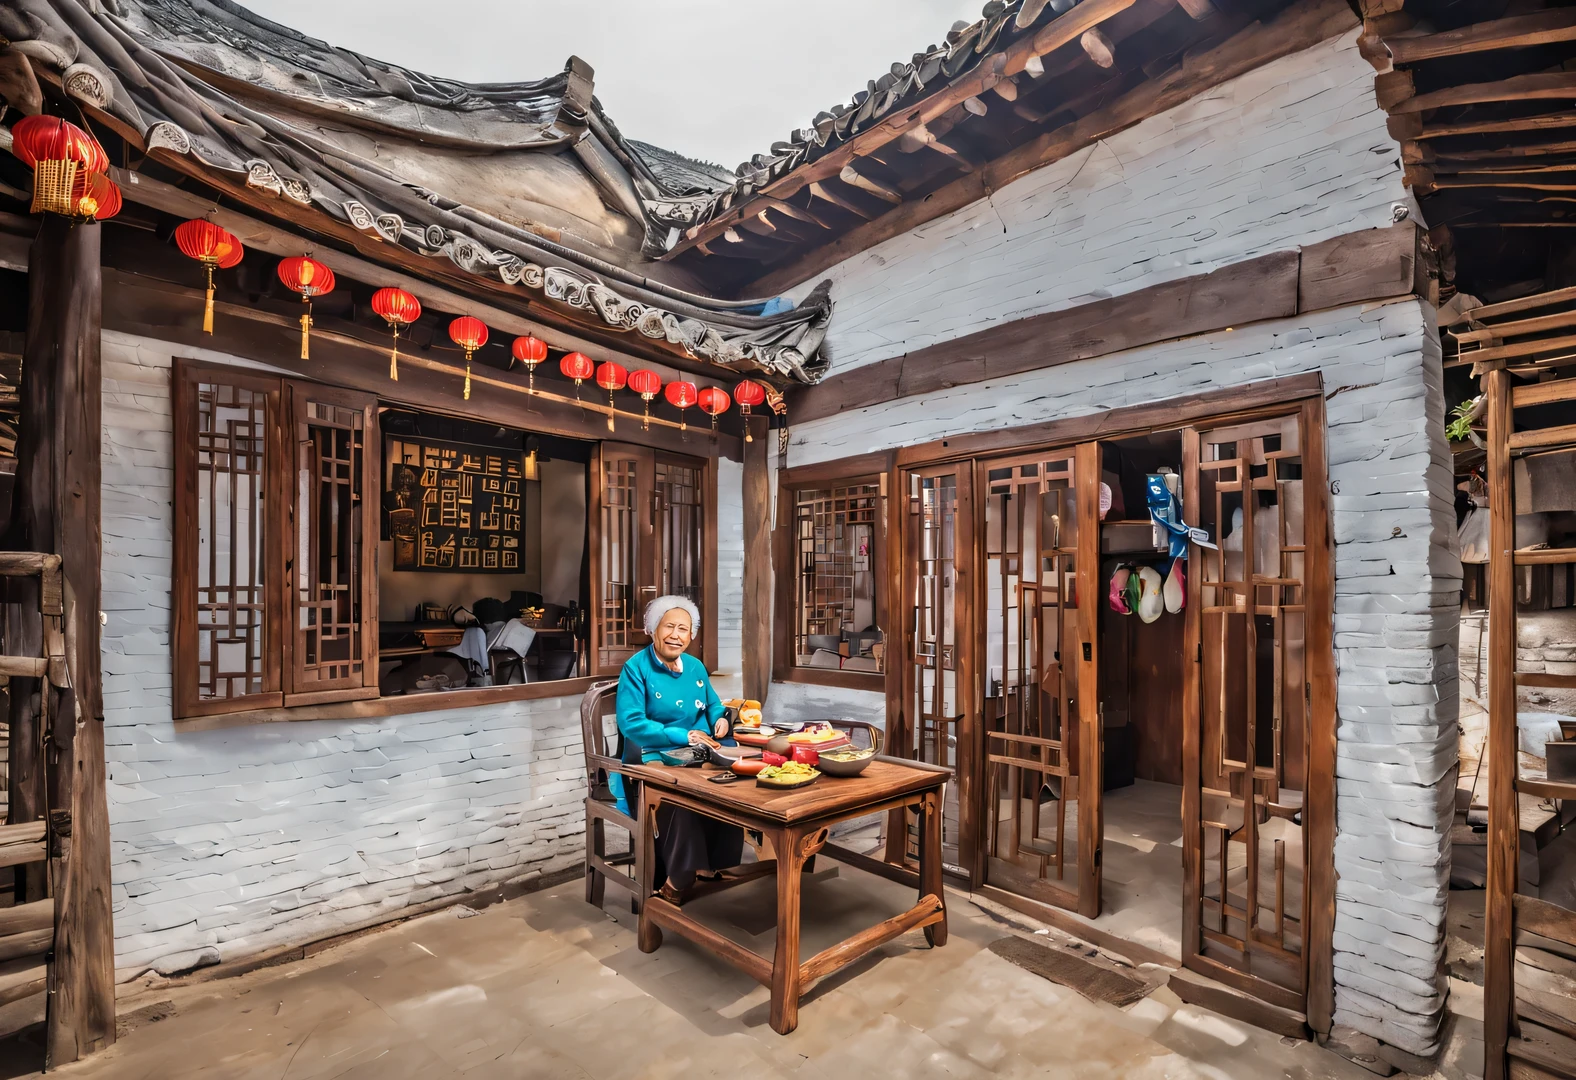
left=5, top=858, right=1421, bottom=1080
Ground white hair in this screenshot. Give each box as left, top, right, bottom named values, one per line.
left=644, top=595, right=701, bottom=637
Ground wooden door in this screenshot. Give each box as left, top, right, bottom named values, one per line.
left=976, top=444, right=1102, bottom=916
left=1182, top=412, right=1312, bottom=1011
left=894, top=465, right=974, bottom=874
left=592, top=443, right=710, bottom=675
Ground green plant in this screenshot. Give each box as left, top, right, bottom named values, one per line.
left=1446, top=398, right=1478, bottom=442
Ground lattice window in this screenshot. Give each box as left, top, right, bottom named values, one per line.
left=174, top=362, right=377, bottom=718
left=655, top=460, right=703, bottom=608
left=290, top=389, right=371, bottom=694
left=194, top=379, right=272, bottom=703
left=792, top=482, right=881, bottom=672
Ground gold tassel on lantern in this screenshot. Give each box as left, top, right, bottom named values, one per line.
left=202, top=264, right=216, bottom=334
left=299, top=301, right=313, bottom=360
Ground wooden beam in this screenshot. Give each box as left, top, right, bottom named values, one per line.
left=1455, top=286, right=1576, bottom=325
left=837, top=164, right=902, bottom=205
left=792, top=225, right=1417, bottom=423
left=1456, top=309, right=1576, bottom=344
left=1485, top=366, right=1517, bottom=1080
left=1387, top=10, right=1576, bottom=65
left=1390, top=72, right=1576, bottom=115
left=1081, top=28, right=1118, bottom=68
left=742, top=416, right=771, bottom=703
left=1420, top=112, right=1576, bottom=140
left=807, top=181, right=873, bottom=220
left=0, top=820, right=45, bottom=870
left=0, top=959, right=46, bottom=1010
left=0, top=900, right=53, bottom=940
left=1168, top=968, right=1310, bottom=1040
left=1456, top=332, right=1576, bottom=365
left=1436, top=139, right=1576, bottom=162
left=750, top=0, right=1358, bottom=296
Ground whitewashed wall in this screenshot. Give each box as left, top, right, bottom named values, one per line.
left=100, top=330, right=747, bottom=981
left=788, top=30, right=1406, bottom=375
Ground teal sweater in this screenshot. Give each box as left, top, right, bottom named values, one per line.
left=610, top=646, right=725, bottom=811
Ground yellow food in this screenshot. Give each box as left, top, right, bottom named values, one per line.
left=758, top=761, right=816, bottom=781
left=742, top=699, right=762, bottom=711
left=738, top=706, right=763, bottom=727
left=821, top=748, right=874, bottom=762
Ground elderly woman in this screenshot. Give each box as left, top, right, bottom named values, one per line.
left=614, top=595, right=743, bottom=904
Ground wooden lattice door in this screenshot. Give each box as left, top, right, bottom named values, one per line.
left=977, top=444, right=1102, bottom=915
left=895, top=466, right=973, bottom=873
left=1183, top=413, right=1312, bottom=1011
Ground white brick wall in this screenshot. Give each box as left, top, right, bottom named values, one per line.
left=787, top=31, right=1406, bottom=375
left=791, top=297, right=1458, bottom=1054
left=100, top=331, right=748, bottom=982
left=771, top=26, right=1453, bottom=1055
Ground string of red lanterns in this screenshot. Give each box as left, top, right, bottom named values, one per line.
left=664, top=380, right=698, bottom=431
left=733, top=379, right=767, bottom=442
left=9, top=115, right=116, bottom=218
left=627, top=370, right=662, bottom=431
left=560, top=352, right=594, bottom=401
left=511, top=336, right=548, bottom=393
left=698, top=386, right=730, bottom=435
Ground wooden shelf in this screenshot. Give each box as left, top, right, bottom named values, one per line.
left=1100, top=519, right=1167, bottom=555
left=1519, top=776, right=1576, bottom=801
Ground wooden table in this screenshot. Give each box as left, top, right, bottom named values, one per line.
left=623, top=756, right=950, bottom=1034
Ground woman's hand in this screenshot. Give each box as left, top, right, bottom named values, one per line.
left=687, top=729, right=713, bottom=748
left=713, top=717, right=729, bottom=739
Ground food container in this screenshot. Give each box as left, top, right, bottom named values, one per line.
left=791, top=744, right=820, bottom=767
left=757, top=768, right=819, bottom=789
left=818, top=747, right=877, bottom=777
left=416, top=627, right=465, bottom=648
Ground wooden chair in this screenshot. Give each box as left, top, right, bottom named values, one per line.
left=580, top=679, right=644, bottom=914
left=488, top=647, right=524, bottom=686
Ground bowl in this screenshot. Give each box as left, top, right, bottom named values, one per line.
left=817, top=748, right=876, bottom=777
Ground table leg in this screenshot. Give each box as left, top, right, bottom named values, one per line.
left=637, top=784, right=662, bottom=953
left=920, top=789, right=948, bottom=947
left=769, top=826, right=805, bottom=1035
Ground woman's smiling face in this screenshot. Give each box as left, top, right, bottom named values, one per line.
left=652, top=607, right=693, bottom=662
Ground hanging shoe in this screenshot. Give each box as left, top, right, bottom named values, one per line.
left=1109, top=566, right=1132, bottom=614
left=1163, top=557, right=1185, bottom=614
left=1137, top=566, right=1164, bottom=624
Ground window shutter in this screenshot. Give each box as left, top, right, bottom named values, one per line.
left=284, top=382, right=379, bottom=704
left=591, top=442, right=654, bottom=675
left=172, top=363, right=284, bottom=718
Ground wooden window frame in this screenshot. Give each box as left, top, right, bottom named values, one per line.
left=176, top=359, right=721, bottom=722
left=773, top=452, right=892, bottom=692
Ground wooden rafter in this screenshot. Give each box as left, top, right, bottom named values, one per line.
left=669, top=0, right=1141, bottom=257
left=1385, top=9, right=1576, bottom=65
left=807, top=181, right=875, bottom=220
left=1388, top=72, right=1576, bottom=115
left=1416, top=111, right=1576, bottom=140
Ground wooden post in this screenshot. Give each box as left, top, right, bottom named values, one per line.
left=7, top=214, right=115, bottom=1063
left=1483, top=366, right=1516, bottom=1080
left=742, top=416, right=772, bottom=703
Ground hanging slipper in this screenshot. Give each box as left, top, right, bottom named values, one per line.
left=1163, top=556, right=1185, bottom=614
left=1125, top=568, right=1143, bottom=614
left=1136, top=566, right=1164, bottom=624
left=1109, top=566, right=1132, bottom=614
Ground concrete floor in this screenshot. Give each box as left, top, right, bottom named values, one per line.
left=16, top=858, right=1407, bottom=1080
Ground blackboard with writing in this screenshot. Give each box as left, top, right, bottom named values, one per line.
left=384, top=437, right=524, bottom=572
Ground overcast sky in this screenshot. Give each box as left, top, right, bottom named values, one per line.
left=243, top=0, right=982, bottom=169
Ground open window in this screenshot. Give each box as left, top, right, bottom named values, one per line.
left=774, top=465, right=888, bottom=690
left=173, top=363, right=377, bottom=718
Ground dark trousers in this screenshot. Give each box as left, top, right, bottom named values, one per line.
left=643, top=795, right=743, bottom=892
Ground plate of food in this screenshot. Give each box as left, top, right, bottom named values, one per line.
left=817, top=746, right=877, bottom=777
left=756, top=761, right=820, bottom=789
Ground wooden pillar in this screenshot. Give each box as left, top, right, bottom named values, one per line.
left=1483, top=366, right=1515, bottom=1080
left=8, top=213, right=115, bottom=1062
left=742, top=416, right=772, bottom=703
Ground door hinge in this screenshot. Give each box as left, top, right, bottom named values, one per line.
left=1082, top=642, right=1092, bottom=662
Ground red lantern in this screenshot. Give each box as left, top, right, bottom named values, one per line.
left=175, top=220, right=244, bottom=334
left=734, top=379, right=768, bottom=442
left=698, top=386, right=731, bottom=435
left=511, top=335, right=548, bottom=393
left=560, top=352, right=594, bottom=401
left=627, top=369, right=662, bottom=431
left=664, top=380, right=698, bottom=431
left=595, top=361, right=627, bottom=432
left=10, top=115, right=109, bottom=216
left=448, top=316, right=489, bottom=401
left=371, top=288, right=421, bottom=382
left=70, top=169, right=120, bottom=221
left=277, top=257, right=336, bottom=360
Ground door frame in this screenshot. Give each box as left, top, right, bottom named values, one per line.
left=880, top=374, right=1335, bottom=1031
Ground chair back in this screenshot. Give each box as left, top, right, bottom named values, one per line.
left=579, top=679, right=622, bottom=792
